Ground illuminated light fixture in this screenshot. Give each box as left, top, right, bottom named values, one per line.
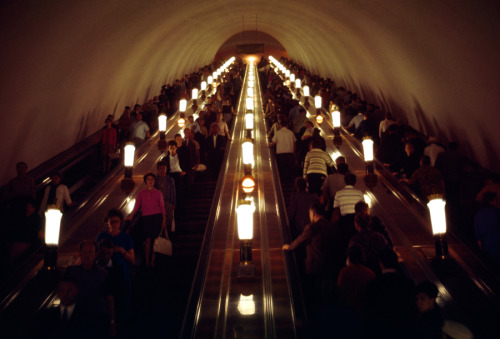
left=207, top=76, right=213, bottom=85
left=285, top=80, right=290, bottom=87
left=178, top=98, right=187, bottom=127
left=314, top=95, right=322, bottom=110
left=332, top=110, right=341, bottom=128
left=124, top=143, right=135, bottom=168
left=242, top=139, right=254, bottom=167
left=157, top=113, right=167, bottom=151
left=362, top=137, right=377, bottom=189
left=248, top=80, right=254, bottom=88
left=303, top=85, right=310, bottom=97
left=237, top=201, right=255, bottom=276
left=201, top=81, right=207, bottom=99
left=247, top=87, right=254, bottom=97
left=315, top=113, right=324, bottom=124
left=241, top=175, right=256, bottom=194
left=158, top=113, right=167, bottom=133
left=290, top=73, right=295, bottom=83
left=212, top=71, right=217, bottom=80
left=121, top=142, right=136, bottom=194
left=285, top=70, right=290, bottom=78
left=43, top=207, right=63, bottom=270
left=45, top=208, right=62, bottom=246
left=238, top=294, right=256, bottom=316
left=295, top=78, right=302, bottom=98
left=179, top=99, right=187, bottom=113
left=428, top=196, right=449, bottom=259
left=191, top=88, right=199, bottom=100
left=332, top=110, right=342, bottom=146
left=303, top=85, right=310, bottom=108
left=248, top=75, right=254, bottom=81
left=177, top=115, right=186, bottom=128
left=191, top=88, right=199, bottom=111
left=245, top=113, right=254, bottom=130
left=362, top=138, right=374, bottom=162
left=237, top=202, right=254, bottom=240
left=246, top=98, right=254, bottom=111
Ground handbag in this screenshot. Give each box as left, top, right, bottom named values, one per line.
left=153, top=228, right=172, bottom=256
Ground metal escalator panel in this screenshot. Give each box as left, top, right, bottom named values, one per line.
left=183, top=62, right=298, bottom=338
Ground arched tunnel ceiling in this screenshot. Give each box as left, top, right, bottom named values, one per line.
left=0, top=0, right=499, bottom=183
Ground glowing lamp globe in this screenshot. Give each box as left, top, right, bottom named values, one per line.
left=124, top=143, right=135, bottom=167
left=332, top=110, right=341, bottom=128
left=314, top=95, right=322, bottom=109
left=158, top=114, right=167, bottom=132
left=45, top=208, right=62, bottom=246
left=428, top=198, right=447, bottom=235
left=242, top=140, right=254, bottom=166
left=191, top=88, right=199, bottom=100
left=362, top=138, right=374, bottom=162
left=316, top=114, right=324, bottom=124
left=179, top=99, right=187, bottom=112
left=237, top=202, right=254, bottom=239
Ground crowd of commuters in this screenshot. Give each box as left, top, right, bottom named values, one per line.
left=28, top=58, right=246, bottom=338
left=256, top=56, right=478, bottom=337
left=0, top=55, right=493, bottom=337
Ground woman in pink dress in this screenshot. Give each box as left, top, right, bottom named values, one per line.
left=126, top=173, right=166, bottom=267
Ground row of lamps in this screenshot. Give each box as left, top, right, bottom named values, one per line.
left=269, top=55, right=449, bottom=261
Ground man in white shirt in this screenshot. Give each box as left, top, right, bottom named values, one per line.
left=269, top=120, right=296, bottom=183
left=379, top=112, right=396, bottom=139
left=129, top=112, right=150, bottom=147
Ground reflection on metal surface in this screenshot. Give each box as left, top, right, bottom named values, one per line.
left=238, top=294, right=256, bottom=315
left=125, top=198, right=135, bottom=214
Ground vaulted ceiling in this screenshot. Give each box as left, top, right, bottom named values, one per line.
left=1, top=0, right=499, bottom=183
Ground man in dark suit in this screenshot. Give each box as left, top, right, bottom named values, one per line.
left=206, top=124, right=226, bottom=177
left=33, top=277, right=93, bottom=338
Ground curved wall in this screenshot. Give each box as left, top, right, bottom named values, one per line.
left=0, top=0, right=499, bottom=183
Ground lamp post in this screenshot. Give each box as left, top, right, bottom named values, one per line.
left=332, top=110, right=342, bottom=146
left=201, top=81, right=207, bottom=100
left=314, top=95, right=323, bottom=125
left=427, top=196, right=449, bottom=259
left=43, top=207, right=62, bottom=270
left=246, top=98, right=254, bottom=112
left=158, top=113, right=167, bottom=151
left=178, top=99, right=187, bottom=128
left=303, top=86, right=310, bottom=109
left=207, top=75, right=213, bottom=91
left=191, top=88, right=199, bottom=111
left=295, top=78, right=301, bottom=99
left=237, top=201, right=256, bottom=277
left=121, top=142, right=136, bottom=194
left=362, top=137, right=377, bottom=189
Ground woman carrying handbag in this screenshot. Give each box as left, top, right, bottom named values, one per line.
left=126, top=173, right=166, bottom=268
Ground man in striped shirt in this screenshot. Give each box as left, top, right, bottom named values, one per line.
left=333, top=172, right=364, bottom=254
left=303, top=138, right=335, bottom=196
